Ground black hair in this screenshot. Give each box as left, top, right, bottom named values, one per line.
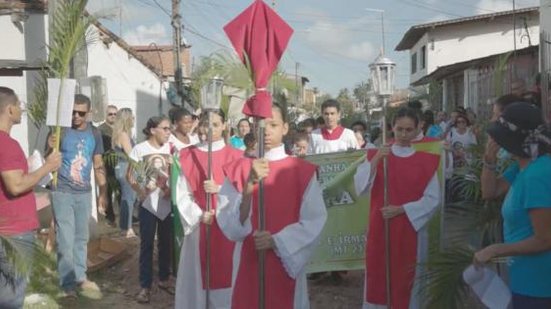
left=454, top=106, right=466, bottom=114
left=495, top=94, right=522, bottom=111
left=293, top=132, right=309, bottom=143
left=351, top=120, right=367, bottom=132
left=407, top=100, right=423, bottom=111
left=300, top=118, right=316, bottom=129
left=170, top=107, right=191, bottom=124
left=0, top=86, right=18, bottom=111
left=243, top=132, right=256, bottom=148
left=199, top=109, right=226, bottom=126
left=370, top=127, right=381, bottom=143
left=422, top=110, right=435, bottom=134
left=455, top=113, right=471, bottom=126
left=321, top=99, right=341, bottom=112
left=142, top=115, right=170, bottom=138
left=271, top=102, right=288, bottom=123
left=74, top=94, right=91, bottom=110
left=392, top=107, right=420, bottom=127
left=316, top=116, right=325, bottom=126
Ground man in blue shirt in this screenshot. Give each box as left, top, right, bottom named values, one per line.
left=48, top=94, right=108, bottom=298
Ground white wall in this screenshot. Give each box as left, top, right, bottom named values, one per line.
left=0, top=15, right=26, bottom=61
left=410, top=13, right=540, bottom=84
left=0, top=12, right=48, bottom=156
left=410, top=33, right=429, bottom=83
left=0, top=75, right=30, bottom=156
left=86, top=26, right=171, bottom=142
left=0, top=13, right=47, bottom=65
left=541, top=0, right=551, bottom=35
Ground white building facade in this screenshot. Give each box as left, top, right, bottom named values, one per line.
left=396, top=7, right=540, bottom=113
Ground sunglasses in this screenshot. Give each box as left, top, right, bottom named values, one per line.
left=108, top=113, right=117, bottom=116
left=73, top=110, right=87, bottom=117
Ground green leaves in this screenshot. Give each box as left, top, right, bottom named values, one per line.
left=27, top=0, right=97, bottom=127
left=417, top=140, right=508, bottom=307
left=0, top=234, right=53, bottom=293
left=189, top=51, right=300, bottom=110
left=418, top=246, right=474, bottom=309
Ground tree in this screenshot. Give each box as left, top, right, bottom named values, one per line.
left=353, top=81, right=371, bottom=110
left=190, top=51, right=299, bottom=117
left=336, top=88, right=356, bottom=123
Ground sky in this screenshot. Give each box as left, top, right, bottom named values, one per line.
left=86, top=0, right=539, bottom=96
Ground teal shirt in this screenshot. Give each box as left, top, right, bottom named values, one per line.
left=230, top=135, right=245, bottom=150
left=502, top=155, right=551, bottom=297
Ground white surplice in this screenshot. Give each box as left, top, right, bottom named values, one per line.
left=216, top=145, right=328, bottom=309
left=353, top=144, right=441, bottom=309
left=307, top=127, right=359, bottom=154
left=174, top=140, right=239, bottom=309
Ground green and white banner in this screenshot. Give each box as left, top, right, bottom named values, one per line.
left=305, top=141, right=444, bottom=273
left=171, top=153, right=184, bottom=273
left=305, top=150, right=370, bottom=273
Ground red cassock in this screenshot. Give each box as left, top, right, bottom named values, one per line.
left=365, top=149, right=439, bottom=309
left=179, top=145, right=243, bottom=289
left=223, top=156, right=318, bottom=309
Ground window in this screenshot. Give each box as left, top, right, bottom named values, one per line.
left=421, top=46, right=426, bottom=70
left=411, top=52, right=417, bottom=74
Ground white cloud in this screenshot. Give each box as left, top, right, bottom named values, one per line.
left=297, top=10, right=377, bottom=61
left=123, top=23, right=170, bottom=45
left=475, top=0, right=539, bottom=14
left=87, top=0, right=158, bottom=23
left=424, top=14, right=449, bottom=23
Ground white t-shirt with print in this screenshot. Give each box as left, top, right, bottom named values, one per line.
left=129, top=141, right=172, bottom=220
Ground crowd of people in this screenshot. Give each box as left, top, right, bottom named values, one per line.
left=1, top=83, right=551, bottom=309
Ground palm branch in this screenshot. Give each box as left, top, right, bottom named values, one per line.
left=190, top=51, right=300, bottom=111
left=418, top=246, right=474, bottom=309
left=0, top=233, right=55, bottom=293
left=418, top=137, right=511, bottom=307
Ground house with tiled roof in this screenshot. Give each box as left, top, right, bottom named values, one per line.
left=0, top=1, right=187, bottom=154
left=395, top=7, right=539, bottom=115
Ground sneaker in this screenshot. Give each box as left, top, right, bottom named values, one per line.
left=158, top=280, right=175, bottom=295
left=125, top=229, right=137, bottom=238
left=59, top=289, right=78, bottom=299
left=136, top=288, right=151, bottom=303
left=78, top=279, right=103, bottom=299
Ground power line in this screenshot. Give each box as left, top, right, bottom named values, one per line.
left=132, top=0, right=171, bottom=17
left=183, top=23, right=231, bottom=50
left=395, top=0, right=463, bottom=18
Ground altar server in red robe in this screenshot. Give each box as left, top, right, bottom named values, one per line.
left=354, top=107, right=441, bottom=309
left=308, top=99, right=359, bottom=154
left=217, top=103, right=327, bottom=309
left=174, top=110, right=243, bottom=309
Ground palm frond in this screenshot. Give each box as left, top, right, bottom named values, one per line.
left=0, top=234, right=54, bottom=291
left=27, top=0, right=98, bottom=127
left=418, top=246, right=474, bottom=309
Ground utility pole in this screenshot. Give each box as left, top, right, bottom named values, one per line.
left=172, top=0, right=185, bottom=107
left=295, top=62, right=300, bottom=107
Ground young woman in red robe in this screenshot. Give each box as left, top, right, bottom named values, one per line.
left=174, top=110, right=243, bottom=309
left=354, top=107, right=441, bottom=309
left=217, top=104, right=327, bottom=308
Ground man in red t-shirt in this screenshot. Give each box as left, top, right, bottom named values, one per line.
left=0, top=87, right=61, bottom=308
